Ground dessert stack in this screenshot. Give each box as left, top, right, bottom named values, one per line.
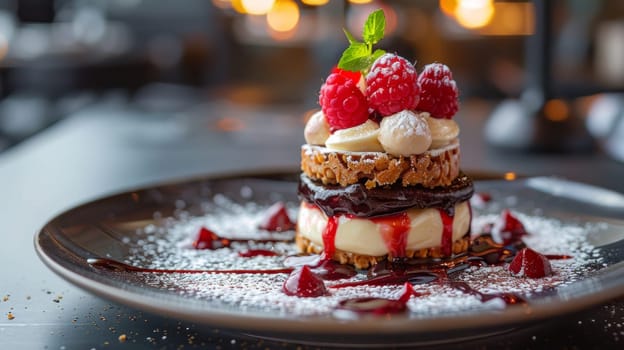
left=297, top=10, right=474, bottom=269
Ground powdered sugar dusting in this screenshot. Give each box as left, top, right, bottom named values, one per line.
left=120, top=194, right=605, bottom=318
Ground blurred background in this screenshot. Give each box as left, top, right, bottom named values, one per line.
left=0, top=0, right=623, bottom=159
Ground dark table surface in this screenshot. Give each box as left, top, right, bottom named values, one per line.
left=1, top=97, right=623, bottom=349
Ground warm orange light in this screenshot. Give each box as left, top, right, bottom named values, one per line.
left=216, top=117, right=246, bottom=132
left=241, top=0, right=275, bottom=15
left=454, top=0, right=495, bottom=29
left=267, top=0, right=300, bottom=33
left=231, top=0, right=247, bottom=13
left=504, top=172, right=517, bottom=181
left=302, top=0, right=329, bottom=5
left=348, top=0, right=374, bottom=4
left=0, top=34, right=8, bottom=62
left=439, top=0, right=458, bottom=16
left=478, top=2, right=534, bottom=36
left=544, top=99, right=570, bottom=122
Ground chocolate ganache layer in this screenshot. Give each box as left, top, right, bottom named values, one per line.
left=298, top=173, right=474, bottom=218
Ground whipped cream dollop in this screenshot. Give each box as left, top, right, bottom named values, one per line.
left=378, top=110, right=431, bottom=156
left=425, top=112, right=460, bottom=149
left=304, top=110, right=331, bottom=145
left=304, top=109, right=460, bottom=155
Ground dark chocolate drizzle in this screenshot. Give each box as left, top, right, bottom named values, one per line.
left=297, top=173, right=474, bottom=218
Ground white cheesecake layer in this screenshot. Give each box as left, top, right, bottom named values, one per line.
left=297, top=201, right=471, bottom=256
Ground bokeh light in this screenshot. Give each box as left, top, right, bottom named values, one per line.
left=231, top=0, right=247, bottom=14
left=504, top=172, right=517, bottom=181
left=302, top=0, right=329, bottom=6
left=241, top=0, right=275, bottom=15
left=267, top=0, right=300, bottom=33
left=439, top=0, right=457, bottom=16
left=454, top=0, right=495, bottom=29
left=544, top=99, right=570, bottom=122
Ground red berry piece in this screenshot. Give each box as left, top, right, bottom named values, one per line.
left=494, top=209, right=529, bottom=245
left=319, top=72, right=369, bottom=132
left=282, top=265, right=328, bottom=297
left=337, top=297, right=407, bottom=316
left=331, top=66, right=362, bottom=86
left=476, top=192, right=492, bottom=203
left=311, top=259, right=357, bottom=281
left=237, top=249, right=279, bottom=258
left=193, top=227, right=230, bottom=250
left=508, top=248, right=553, bottom=278
left=397, top=282, right=421, bottom=304
left=366, top=53, right=420, bottom=117
left=470, top=192, right=492, bottom=209
left=416, top=63, right=459, bottom=119
left=501, top=209, right=525, bottom=232
left=258, top=202, right=295, bottom=232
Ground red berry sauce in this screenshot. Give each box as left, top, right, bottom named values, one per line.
left=448, top=281, right=525, bottom=305
left=283, top=254, right=357, bottom=280
left=336, top=283, right=420, bottom=316
left=87, top=258, right=293, bottom=275
left=544, top=254, right=573, bottom=260
left=321, top=216, right=339, bottom=260
left=439, top=208, right=454, bottom=256
left=370, top=212, right=411, bottom=258
left=238, top=249, right=279, bottom=258
left=321, top=208, right=456, bottom=263
left=330, top=269, right=441, bottom=289
left=282, top=265, right=328, bottom=297
left=192, top=226, right=288, bottom=250
left=87, top=201, right=577, bottom=315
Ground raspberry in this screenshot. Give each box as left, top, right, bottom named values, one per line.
left=365, top=53, right=420, bottom=117
left=416, top=63, right=459, bottom=119
left=319, top=72, right=368, bottom=131
left=331, top=66, right=361, bottom=86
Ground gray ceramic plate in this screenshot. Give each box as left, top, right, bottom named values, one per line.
left=35, top=172, right=624, bottom=346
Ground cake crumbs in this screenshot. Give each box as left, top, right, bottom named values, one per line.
left=7, top=312, right=15, bottom=320
left=118, top=334, right=127, bottom=343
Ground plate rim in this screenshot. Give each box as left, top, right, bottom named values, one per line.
left=34, top=170, right=624, bottom=336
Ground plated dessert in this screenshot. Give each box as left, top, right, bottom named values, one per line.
left=58, top=9, right=614, bottom=323
left=297, top=9, right=473, bottom=269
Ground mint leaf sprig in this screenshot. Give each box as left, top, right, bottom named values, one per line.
left=337, top=9, right=386, bottom=74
